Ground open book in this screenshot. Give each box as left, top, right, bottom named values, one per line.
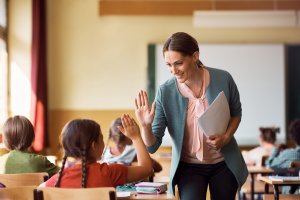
left=268, top=176, right=300, bottom=182
left=135, top=182, right=167, bottom=194
left=197, top=91, right=230, bottom=136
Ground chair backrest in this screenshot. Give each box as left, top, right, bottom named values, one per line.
left=35, top=187, right=116, bottom=200
left=289, top=161, right=300, bottom=176
left=0, top=173, right=48, bottom=187
left=290, top=161, right=300, bottom=168
left=0, top=186, right=36, bottom=200
left=260, top=155, right=269, bottom=167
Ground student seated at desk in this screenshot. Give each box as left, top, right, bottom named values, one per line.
left=40, top=115, right=153, bottom=188
left=265, top=119, right=300, bottom=194
left=0, top=115, right=59, bottom=177
left=102, top=117, right=162, bottom=174
left=242, top=127, right=279, bottom=166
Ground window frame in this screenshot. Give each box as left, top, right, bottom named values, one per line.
left=0, top=0, right=9, bottom=126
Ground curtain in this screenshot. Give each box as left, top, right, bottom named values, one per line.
left=31, top=0, right=48, bottom=152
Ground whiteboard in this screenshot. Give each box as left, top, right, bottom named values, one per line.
left=155, top=44, right=286, bottom=146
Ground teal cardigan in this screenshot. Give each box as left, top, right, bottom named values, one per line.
left=148, top=67, right=248, bottom=194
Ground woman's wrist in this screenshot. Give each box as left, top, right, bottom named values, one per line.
left=142, top=124, right=152, bottom=131
left=223, top=132, right=232, bottom=145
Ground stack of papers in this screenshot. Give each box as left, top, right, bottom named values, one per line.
left=268, top=176, right=300, bottom=182
left=135, top=182, right=167, bottom=194
left=116, top=191, right=131, bottom=198
left=197, top=91, right=230, bottom=136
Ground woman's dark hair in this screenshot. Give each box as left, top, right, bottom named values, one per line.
left=3, top=115, right=35, bottom=151
left=55, top=119, right=101, bottom=188
left=259, top=127, right=280, bottom=144
left=163, top=32, right=204, bottom=68
left=109, top=117, right=130, bottom=144
left=288, top=119, right=300, bottom=145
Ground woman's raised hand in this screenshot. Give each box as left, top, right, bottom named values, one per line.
left=134, top=90, right=156, bottom=127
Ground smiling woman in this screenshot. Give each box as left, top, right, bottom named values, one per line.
left=136, top=32, right=248, bottom=200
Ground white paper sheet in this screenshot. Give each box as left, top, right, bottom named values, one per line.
left=268, top=176, right=300, bottom=182
left=197, top=91, right=230, bottom=136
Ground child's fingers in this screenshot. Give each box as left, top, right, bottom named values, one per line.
left=118, top=125, right=125, bottom=133
left=132, top=118, right=138, bottom=126
left=121, top=115, right=128, bottom=128
left=122, top=114, right=131, bottom=127
left=126, top=114, right=133, bottom=126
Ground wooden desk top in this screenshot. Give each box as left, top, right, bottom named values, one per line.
left=153, top=176, right=170, bottom=183
left=259, top=176, right=300, bottom=185
left=247, top=166, right=274, bottom=174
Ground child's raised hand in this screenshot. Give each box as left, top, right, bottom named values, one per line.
left=119, top=114, right=141, bottom=141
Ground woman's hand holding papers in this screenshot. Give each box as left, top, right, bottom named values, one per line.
left=206, top=116, right=241, bottom=150
left=206, top=133, right=230, bottom=150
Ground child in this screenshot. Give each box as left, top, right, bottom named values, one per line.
left=102, top=117, right=162, bottom=173
left=266, top=120, right=300, bottom=172
left=41, top=114, right=153, bottom=188
left=242, top=127, right=279, bottom=166
left=266, top=119, right=300, bottom=194
left=0, top=115, right=59, bottom=177
left=102, top=117, right=136, bottom=165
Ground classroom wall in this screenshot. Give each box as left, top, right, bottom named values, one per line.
left=8, top=0, right=300, bottom=156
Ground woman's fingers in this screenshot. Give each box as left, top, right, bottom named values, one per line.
left=140, top=91, right=146, bottom=106
left=135, top=90, right=145, bottom=108
left=138, top=92, right=143, bottom=107
left=142, top=90, right=150, bottom=107
left=135, top=98, right=139, bottom=110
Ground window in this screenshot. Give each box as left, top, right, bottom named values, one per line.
left=0, top=0, right=8, bottom=127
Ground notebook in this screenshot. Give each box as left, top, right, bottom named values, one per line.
left=135, top=182, right=167, bottom=194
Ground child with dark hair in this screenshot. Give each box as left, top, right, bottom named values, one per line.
left=0, top=115, right=59, bottom=177
left=266, top=120, right=300, bottom=172
left=265, top=119, right=300, bottom=194
left=242, top=127, right=279, bottom=166
left=102, top=117, right=136, bottom=165
left=102, top=117, right=162, bottom=172
left=41, top=114, right=153, bottom=188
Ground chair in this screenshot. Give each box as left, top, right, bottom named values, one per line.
left=261, top=155, right=269, bottom=167
left=0, top=172, right=48, bottom=187
left=289, top=161, right=300, bottom=172
left=34, top=187, right=116, bottom=200
left=0, top=186, right=37, bottom=200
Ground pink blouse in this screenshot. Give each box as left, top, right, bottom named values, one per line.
left=178, top=68, right=224, bottom=164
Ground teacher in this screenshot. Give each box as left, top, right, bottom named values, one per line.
left=134, top=32, right=248, bottom=200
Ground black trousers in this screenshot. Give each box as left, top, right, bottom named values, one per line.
left=174, top=161, right=238, bottom=200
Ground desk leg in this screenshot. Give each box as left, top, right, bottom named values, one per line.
left=272, top=185, right=280, bottom=200
left=264, top=183, right=269, bottom=194
left=250, top=174, right=254, bottom=200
